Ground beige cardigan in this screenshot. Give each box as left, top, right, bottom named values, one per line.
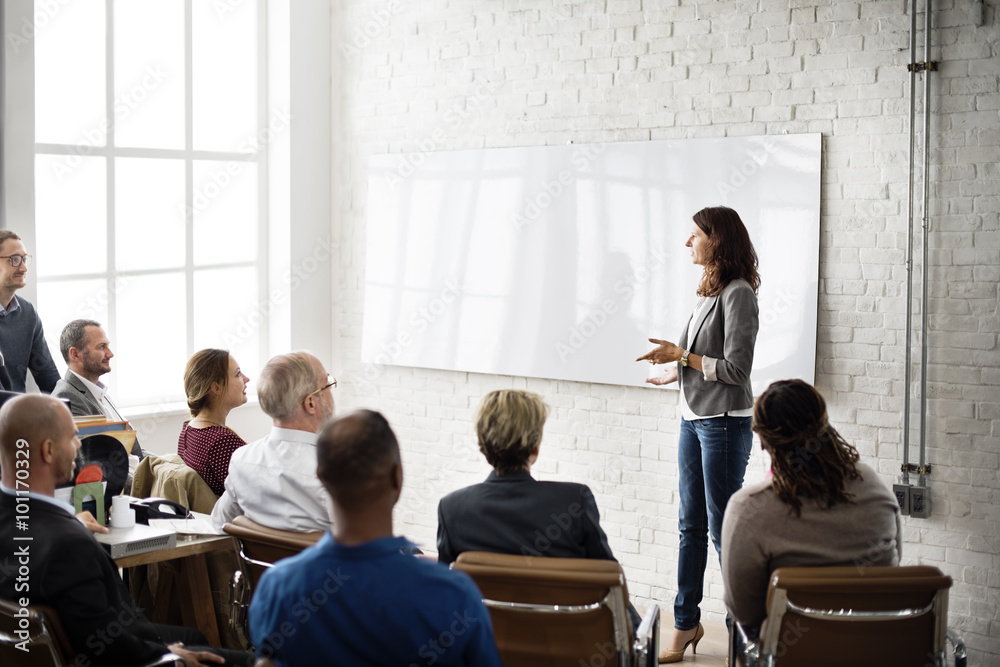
left=131, top=454, right=218, bottom=513
left=721, top=462, right=902, bottom=628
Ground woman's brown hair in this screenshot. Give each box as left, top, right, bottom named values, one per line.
left=183, top=349, right=231, bottom=417
left=693, top=206, right=760, bottom=297
left=753, top=379, right=861, bottom=517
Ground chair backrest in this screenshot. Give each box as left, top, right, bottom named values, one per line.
left=759, top=566, right=952, bottom=667
left=453, top=551, right=633, bottom=667
left=0, top=598, right=89, bottom=667
left=223, top=515, right=323, bottom=588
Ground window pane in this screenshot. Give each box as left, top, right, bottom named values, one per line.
left=116, top=272, right=187, bottom=405
left=192, top=161, right=258, bottom=265
left=192, top=0, right=257, bottom=151
left=34, top=0, right=106, bottom=146
left=193, top=267, right=259, bottom=376
left=35, top=155, right=107, bottom=277
left=115, top=157, right=185, bottom=271
left=113, top=0, right=185, bottom=149
left=37, top=278, right=109, bottom=370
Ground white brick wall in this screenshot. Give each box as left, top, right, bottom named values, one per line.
left=333, top=1, right=1000, bottom=661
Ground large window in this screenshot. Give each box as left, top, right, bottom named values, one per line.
left=34, top=0, right=266, bottom=407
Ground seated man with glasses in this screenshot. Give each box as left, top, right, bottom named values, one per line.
left=211, top=351, right=337, bottom=532
left=0, top=230, right=60, bottom=393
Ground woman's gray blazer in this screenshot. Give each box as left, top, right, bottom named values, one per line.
left=678, top=278, right=758, bottom=416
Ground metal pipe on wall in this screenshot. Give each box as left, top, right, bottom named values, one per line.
left=918, top=0, right=933, bottom=487
left=903, top=0, right=935, bottom=494
left=902, top=0, right=919, bottom=487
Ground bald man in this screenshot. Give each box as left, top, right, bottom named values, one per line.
left=0, top=395, right=250, bottom=667
left=248, top=410, right=502, bottom=667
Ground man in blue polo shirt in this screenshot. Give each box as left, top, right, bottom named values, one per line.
left=249, top=409, right=501, bottom=667
left=0, top=230, right=59, bottom=393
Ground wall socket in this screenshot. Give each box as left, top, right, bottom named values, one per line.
left=910, top=485, right=931, bottom=518
left=893, top=483, right=911, bottom=516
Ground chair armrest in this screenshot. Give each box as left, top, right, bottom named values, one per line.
left=631, top=603, right=660, bottom=667
left=947, top=628, right=967, bottom=667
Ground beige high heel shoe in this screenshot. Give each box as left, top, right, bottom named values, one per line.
left=658, top=622, right=705, bottom=663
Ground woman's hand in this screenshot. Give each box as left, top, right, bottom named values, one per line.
left=646, top=366, right=679, bottom=386
left=636, top=338, right=684, bottom=365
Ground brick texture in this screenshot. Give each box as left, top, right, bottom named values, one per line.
left=334, top=1, right=1000, bottom=660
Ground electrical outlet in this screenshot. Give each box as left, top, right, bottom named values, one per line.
left=893, top=483, right=911, bottom=516
left=910, top=485, right=931, bottom=518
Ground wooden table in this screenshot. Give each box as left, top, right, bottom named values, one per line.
left=116, top=534, right=235, bottom=647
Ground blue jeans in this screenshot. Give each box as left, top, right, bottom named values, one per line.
left=674, top=415, right=753, bottom=631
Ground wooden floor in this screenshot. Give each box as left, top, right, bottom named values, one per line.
left=658, top=620, right=729, bottom=666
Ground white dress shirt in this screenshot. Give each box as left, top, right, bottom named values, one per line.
left=71, top=370, right=123, bottom=422
left=210, top=426, right=332, bottom=532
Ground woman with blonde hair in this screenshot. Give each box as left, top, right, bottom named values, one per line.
left=721, top=379, right=901, bottom=632
left=436, top=389, right=616, bottom=563
left=177, top=349, right=249, bottom=497
left=436, top=389, right=644, bottom=629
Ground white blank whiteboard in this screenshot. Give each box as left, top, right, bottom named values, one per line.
left=363, top=134, right=821, bottom=392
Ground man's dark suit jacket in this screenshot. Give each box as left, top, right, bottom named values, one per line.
left=0, top=491, right=166, bottom=665
left=436, top=469, right=616, bottom=565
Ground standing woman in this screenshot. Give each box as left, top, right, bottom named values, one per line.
left=636, top=206, right=760, bottom=663
left=178, top=349, right=250, bottom=497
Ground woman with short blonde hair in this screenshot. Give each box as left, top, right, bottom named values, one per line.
left=475, top=389, right=548, bottom=474
left=437, top=389, right=643, bottom=628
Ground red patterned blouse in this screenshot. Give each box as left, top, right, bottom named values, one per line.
left=177, top=422, right=247, bottom=497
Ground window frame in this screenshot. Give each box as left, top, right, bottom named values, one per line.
left=32, top=0, right=270, bottom=408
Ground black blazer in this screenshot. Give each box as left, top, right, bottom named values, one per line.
left=436, top=470, right=617, bottom=565
left=0, top=491, right=166, bottom=666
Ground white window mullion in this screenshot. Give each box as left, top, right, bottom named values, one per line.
left=183, top=0, right=195, bottom=357
left=105, top=0, right=118, bottom=358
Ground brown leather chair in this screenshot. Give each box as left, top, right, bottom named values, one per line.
left=0, top=598, right=182, bottom=667
left=222, top=516, right=323, bottom=648
left=729, top=566, right=967, bottom=667
left=452, top=551, right=659, bottom=667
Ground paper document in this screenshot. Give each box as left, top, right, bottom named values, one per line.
left=149, top=511, right=222, bottom=535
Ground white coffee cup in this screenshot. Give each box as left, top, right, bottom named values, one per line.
left=110, top=495, right=135, bottom=528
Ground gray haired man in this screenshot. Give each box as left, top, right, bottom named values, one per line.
left=211, top=351, right=335, bottom=532
left=53, top=319, right=144, bottom=460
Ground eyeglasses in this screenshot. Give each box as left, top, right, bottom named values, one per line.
left=302, top=375, right=337, bottom=402
left=0, top=254, right=32, bottom=267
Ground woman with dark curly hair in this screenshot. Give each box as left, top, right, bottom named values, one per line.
left=721, top=379, right=902, bottom=632
left=637, top=206, right=760, bottom=662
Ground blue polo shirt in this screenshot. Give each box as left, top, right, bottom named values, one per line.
left=249, top=533, right=502, bottom=667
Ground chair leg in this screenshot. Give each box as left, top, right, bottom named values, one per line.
left=947, top=629, right=967, bottom=667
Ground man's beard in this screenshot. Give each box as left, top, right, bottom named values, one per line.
left=82, top=353, right=110, bottom=379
